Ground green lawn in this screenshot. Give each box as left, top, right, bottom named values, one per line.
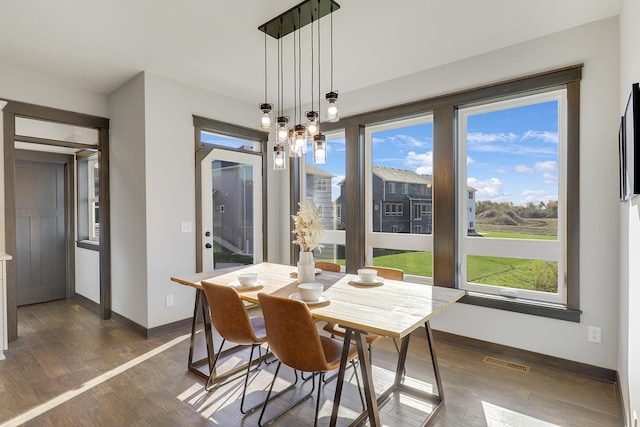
left=322, top=231, right=558, bottom=293
left=475, top=229, right=556, bottom=240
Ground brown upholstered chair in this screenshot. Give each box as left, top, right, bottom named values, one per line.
left=257, top=293, right=363, bottom=427
left=314, top=261, right=341, bottom=272
left=201, top=281, right=269, bottom=413
left=323, top=265, right=404, bottom=358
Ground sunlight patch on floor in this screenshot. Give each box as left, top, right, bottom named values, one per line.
left=482, top=401, right=561, bottom=427
left=0, top=333, right=191, bottom=427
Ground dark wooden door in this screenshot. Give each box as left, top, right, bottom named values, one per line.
left=15, top=159, right=67, bottom=305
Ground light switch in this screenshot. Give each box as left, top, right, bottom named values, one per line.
left=181, top=222, right=192, bottom=233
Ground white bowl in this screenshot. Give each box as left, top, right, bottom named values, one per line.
left=357, top=268, right=378, bottom=282
left=297, top=282, right=324, bottom=302
left=237, top=272, right=258, bottom=287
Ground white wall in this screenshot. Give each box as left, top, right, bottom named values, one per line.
left=333, top=18, right=621, bottom=369
left=75, top=248, right=100, bottom=303
left=141, top=72, right=282, bottom=328
left=619, top=0, right=640, bottom=424
left=108, top=73, right=149, bottom=327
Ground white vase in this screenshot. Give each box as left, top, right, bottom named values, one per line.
left=297, top=251, right=315, bottom=283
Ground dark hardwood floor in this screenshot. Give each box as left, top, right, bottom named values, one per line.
left=0, top=300, right=620, bottom=426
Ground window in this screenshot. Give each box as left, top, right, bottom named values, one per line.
left=367, top=115, right=434, bottom=280
left=305, top=131, right=346, bottom=267
left=88, top=155, right=100, bottom=241
left=384, top=202, right=403, bottom=216
left=458, top=90, right=566, bottom=304
left=321, top=65, right=580, bottom=320
left=77, top=152, right=100, bottom=246
left=316, top=178, right=329, bottom=192
left=388, top=182, right=396, bottom=193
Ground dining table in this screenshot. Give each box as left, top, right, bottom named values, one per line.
left=171, top=262, right=464, bottom=426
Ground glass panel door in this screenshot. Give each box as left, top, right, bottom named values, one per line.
left=201, top=148, right=263, bottom=271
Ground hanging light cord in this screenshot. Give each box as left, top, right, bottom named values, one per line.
left=264, top=31, right=268, bottom=103
left=310, top=7, right=314, bottom=111
left=330, top=4, right=334, bottom=91
left=293, top=21, right=297, bottom=125
left=298, top=8, right=302, bottom=125
left=317, top=0, right=321, bottom=116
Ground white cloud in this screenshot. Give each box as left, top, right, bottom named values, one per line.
left=405, top=151, right=433, bottom=175
left=542, top=173, right=557, bottom=184
left=496, top=168, right=507, bottom=174
left=516, top=164, right=534, bottom=174
left=522, top=130, right=558, bottom=143
left=389, top=134, right=431, bottom=148
left=467, top=177, right=507, bottom=201
left=534, top=160, right=557, bottom=172
left=521, top=189, right=557, bottom=203
left=467, top=132, right=518, bottom=143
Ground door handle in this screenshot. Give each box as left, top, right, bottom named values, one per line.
left=205, top=243, right=212, bottom=249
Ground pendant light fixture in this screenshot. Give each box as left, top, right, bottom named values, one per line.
left=259, top=31, right=273, bottom=130
left=325, top=4, right=339, bottom=122
left=258, top=0, right=341, bottom=169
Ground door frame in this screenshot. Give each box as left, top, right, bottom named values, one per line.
left=3, top=101, right=110, bottom=342
left=15, top=149, right=75, bottom=303
left=193, top=116, right=268, bottom=273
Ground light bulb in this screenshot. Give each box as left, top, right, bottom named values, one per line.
left=276, top=116, right=289, bottom=143
left=273, top=145, right=286, bottom=170
left=259, top=103, right=273, bottom=130
left=325, top=92, right=339, bottom=123
left=313, top=134, right=327, bottom=164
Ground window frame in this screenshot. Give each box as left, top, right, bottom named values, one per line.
left=457, top=90, right=567, bottom=304
left=320, top=65, right=581, bottom=321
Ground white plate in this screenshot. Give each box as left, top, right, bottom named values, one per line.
left=229, top=280, right=265, bottom=290
left=350, top=277, right=384, bottom=286
left=289, top=292, right=331, bottom=305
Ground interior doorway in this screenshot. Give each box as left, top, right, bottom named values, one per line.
left=3, top=101, right=110, bottom=342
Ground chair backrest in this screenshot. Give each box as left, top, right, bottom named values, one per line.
left=363, top=265, right=405, bottom=280
left=315, top=261, right=341, bottom=272
left=202, top=280, right=265, bottom=345
left=258, top=293, right=330, bottom=373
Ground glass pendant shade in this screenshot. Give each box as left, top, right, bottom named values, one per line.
left=325, top=91, right=339, bottom=122
left=276, top=116, right=289, bottom=143
left=260, top=103, right=273, bottom=130
left=289, top=129, right=301, bottom=158
left=306, top=111, right=319, bottom=137
left=295, top=124, right=307, bottom=155
left=273, top=144, right=286, bottom=170
left=313, top=134, right=327, bottom=164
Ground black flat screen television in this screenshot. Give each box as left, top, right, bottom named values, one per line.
left=623, top=83, right=640, bottom=199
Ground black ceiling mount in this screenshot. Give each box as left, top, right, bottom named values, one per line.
left=258, top=0, right=340, bottom=39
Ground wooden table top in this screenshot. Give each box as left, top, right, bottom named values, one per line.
left=171, top=262, right=464, bottom=339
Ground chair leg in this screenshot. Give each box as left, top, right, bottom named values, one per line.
left=240, top=344, right=259, bottom=414
left=258, top=364, right=315, bottom=427
left=204, top=338, right=227, bottom=391
left=314, top=373, right=323, bottom=427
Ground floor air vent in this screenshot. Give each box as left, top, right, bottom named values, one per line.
left=483, top=355, right=531, bottom=373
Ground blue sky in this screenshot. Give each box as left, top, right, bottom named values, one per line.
left=311, top=100, right=559, bottom=206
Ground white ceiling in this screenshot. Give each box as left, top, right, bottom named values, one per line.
left=0, top=0, right=621, bottom=109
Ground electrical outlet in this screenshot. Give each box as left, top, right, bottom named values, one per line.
left=633, top=410, right=637, bottom=427
left=166, top=295, right=174, bottom=308
left=181, top=221, right=192, bottom=233
left=588, top=326, right=601, bottom=343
